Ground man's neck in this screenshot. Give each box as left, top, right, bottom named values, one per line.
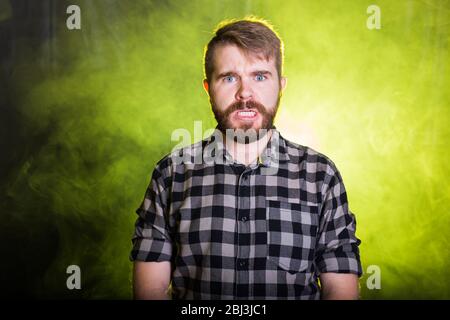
left=224, top=129, right=273, bottom=166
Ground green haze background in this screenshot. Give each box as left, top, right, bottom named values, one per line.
left=0, top=0, right=448, bottom=299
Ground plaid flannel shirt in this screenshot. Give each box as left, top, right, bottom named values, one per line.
left=130, top=128, right=362, bottom=299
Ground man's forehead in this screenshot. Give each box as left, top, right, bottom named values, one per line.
left=213, top=44, right=275, bottom=72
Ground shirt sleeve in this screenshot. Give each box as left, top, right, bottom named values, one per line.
left=129, top=162, right=173, bottom=263
left=314, top=164, right=363, bottom=277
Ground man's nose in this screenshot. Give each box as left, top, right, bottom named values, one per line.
left=235, top=78, right=253, bottom=101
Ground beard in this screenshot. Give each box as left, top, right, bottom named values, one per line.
left=211, top=95, right=281, bottom=138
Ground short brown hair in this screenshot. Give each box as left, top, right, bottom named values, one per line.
left=204, top=17, right=284, bottom=84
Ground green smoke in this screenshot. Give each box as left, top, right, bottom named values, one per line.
left=1, top=0, right=448, bottom=299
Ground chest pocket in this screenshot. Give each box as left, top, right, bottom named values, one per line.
left=266, top=200, right=319, bottom=274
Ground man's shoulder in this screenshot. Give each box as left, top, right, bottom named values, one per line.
left=154, top=139, right=206, bottom=171
left=281, top=135, right=340, bottom=176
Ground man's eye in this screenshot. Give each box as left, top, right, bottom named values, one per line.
left=224, top=76, right=236, bottom=83
left=255, top=74, right=266, bottom=81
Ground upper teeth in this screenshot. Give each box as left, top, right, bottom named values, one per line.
left=238, top=111, right=255, bottom=116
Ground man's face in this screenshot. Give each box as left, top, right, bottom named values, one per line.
left=205, top=44, right=286, bottom=135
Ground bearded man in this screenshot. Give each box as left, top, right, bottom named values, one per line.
left=130, top=18, right=362, bottom=300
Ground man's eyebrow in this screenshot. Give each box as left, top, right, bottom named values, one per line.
left=251, top=70, right=272, bottom=76
left=216, top=71, right=238, bottom=78
left=216, top=70, right=273, bottom=78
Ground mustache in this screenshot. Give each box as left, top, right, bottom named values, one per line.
left=223, top=100, right=269, bottom=118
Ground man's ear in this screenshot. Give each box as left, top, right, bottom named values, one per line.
left=203, top=79, right=209, bottom=95
left=280, top=76, right=287, bottom=91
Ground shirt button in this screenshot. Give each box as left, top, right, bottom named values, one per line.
left=241, top=216, right=248, bottom=222
left=238, top=260, right=247, bottom=268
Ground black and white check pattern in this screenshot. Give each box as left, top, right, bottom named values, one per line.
left=130, top=128, right=362, bottom=299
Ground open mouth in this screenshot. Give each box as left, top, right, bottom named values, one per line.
left=234, top=109, right=258, bottom=120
